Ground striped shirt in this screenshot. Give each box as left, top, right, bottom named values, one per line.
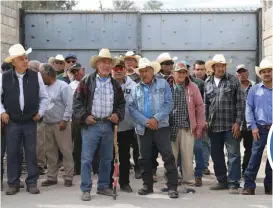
left=91, top=75, right=114, bottom=118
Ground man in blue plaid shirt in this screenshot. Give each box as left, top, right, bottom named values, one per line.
left=204, top=54, right=245, bottom=194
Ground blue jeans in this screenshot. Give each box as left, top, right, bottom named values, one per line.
left=194, top=138, right=204, bottom=178
left=5, top=121, right=38, bottom=187
left=244, top=127, right=272, bottom=189
left=80, top=122, right=113, bottom=192
left=202, top=131, right=211, bottom=169
left=209, top=130, right=241, bottom=187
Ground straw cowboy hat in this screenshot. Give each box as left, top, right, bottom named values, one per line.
left=53, top=54, right=66, bottom=63
left=156, top=53, right=178, bottom=64
left=121, top=51, right=141, bottom=62
left=90, top=48, right=119, bottom=69
left=255, top=59, right=273, bottom=78
left=5, top=44, right=32, bottom=63
left=135, top=58, right=161, bottom=75
left=205, top=54, right=231, bottom=72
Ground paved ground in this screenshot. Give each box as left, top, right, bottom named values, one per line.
left=1, top=149, right=272, bottom=208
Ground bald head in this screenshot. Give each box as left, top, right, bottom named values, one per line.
left=28, top=60, right=41, bottom=72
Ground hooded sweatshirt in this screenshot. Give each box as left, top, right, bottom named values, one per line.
left=118, top=76, right=137, bottom=132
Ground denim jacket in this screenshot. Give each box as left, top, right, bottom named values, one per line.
left=128, top=77, right=173, bottom=135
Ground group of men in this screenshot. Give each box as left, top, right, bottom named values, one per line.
left=0, top=43, right=272, bottom=201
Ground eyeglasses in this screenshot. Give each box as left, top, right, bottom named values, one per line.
left=66, top=60, right=76, bottom=64
left=113, top=66, right=125, bottom=71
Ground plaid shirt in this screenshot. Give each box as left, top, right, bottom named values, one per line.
left=91, top=75, right=114, bottom=118
left=204, top=73, right=245, bottom=132
left=169, top=83, right=190, bottom=141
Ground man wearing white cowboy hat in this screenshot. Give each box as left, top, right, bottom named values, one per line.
left=204, top=54, right=245, bottom=194
left=73, top=48, right=125, bottom=201
left=0, top=44, right=49, bottom=195
left=156, top=52, right=177, bottom=81
left=128, top=58, right=179, bottom=199
left=53, top=54, right=71, bottom=84
left=121, top=51, right=141, bottom=83
left=242, top=59, right=272, bottom=195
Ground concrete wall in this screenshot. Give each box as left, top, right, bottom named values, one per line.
left=262, top=0, right=273, bottom=61
left=1, top=1, right=21, bottom=63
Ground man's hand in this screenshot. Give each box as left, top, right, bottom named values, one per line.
left=195, top=131, right=202, bottom=140
left=108, top=113, right=119, bottom=124
left=252, top=128, right=260, bottom=140
left=59, top=120, right=67, bottom=131
left=1, top=113, right=9, bottom=124
left=86, top=115, right=96, bottom=125
left=33, top=113, right=41, bottom=121
left=146, top=118, right=158, bottom=130
left=232, top=123, right=241, bottom=139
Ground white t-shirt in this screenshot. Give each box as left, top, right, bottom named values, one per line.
left=69, top=80, right=79, bottom=94
left=214, top=77, right=221, bottom=87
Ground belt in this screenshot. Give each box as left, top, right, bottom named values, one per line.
left=94, top=117, right=110, bottom=123
left=257, top=124, right=272, bottom=130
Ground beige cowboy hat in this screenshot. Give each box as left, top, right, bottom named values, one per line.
left=205, top=54, right=231, bottom=72
left=5, top=44, right=32, bottom=63
left=90, top=48, right=119, bottom=69
left=255, top=59, right=273, bottom=78
left=120, top=51, right=141, bottom=62
left=53, top=54, right=66, bottom=63
left=135, top=58, right=161, bottom=75
left=156, top=52, right=178, bottom=64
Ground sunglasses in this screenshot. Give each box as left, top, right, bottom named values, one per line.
left=66, top=60, right=76, bottom=64
left=162, top=61, right=174, bottom=66
left=113, top=66, right=125, bottom=71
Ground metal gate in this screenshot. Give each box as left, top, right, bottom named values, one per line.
left=23, top=8, right=261, bottom=80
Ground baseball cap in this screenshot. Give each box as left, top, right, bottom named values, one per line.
left=236, top=64, right=248, bottom=72
left=181, top=60, right=190, bottom=68
left=65, top=54, right=77, bottom=60
left=174, top=62, right=187, bottom=72
left=69, top=63, right=82, bottom=72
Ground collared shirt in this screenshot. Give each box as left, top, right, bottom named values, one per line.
left=241, top=80, right=254, bottom=131
left=246, top=82, right=272, bottom=130
left=91, top=74, right=114, bottom=118
left=204, top=73, right=245, bottom=132
left=143, top=84, right=152, bottom=119
left=0, top=71, right=49, bottom=117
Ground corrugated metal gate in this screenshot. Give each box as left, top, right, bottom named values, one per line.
left=23, top=9, right=261, bottom=80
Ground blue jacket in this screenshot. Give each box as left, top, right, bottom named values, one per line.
left=128, top=77, right=173, bottom=135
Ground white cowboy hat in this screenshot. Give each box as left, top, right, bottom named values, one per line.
left=90, top=48, right=119, bottom=69
left=156, top=53, right=178, bottom=64
left=135, top=58, right=161, bottom=75
left=255, top=59, right=273, bottom=78
left=120, top=51, right=140, bottom=62
left=5, top=44, right=32, bottom=63
left=53, top=54, right=66, bottom=63
left=205, top=54, right=231, bottom=72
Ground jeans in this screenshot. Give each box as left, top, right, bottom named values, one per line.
left=202, top=131, right=211, bottom=169
left=5, top=120, right=38, bottom=187
left=244, top=127, right=272, bottom=189
left=240, top=130, right=253, bottom=173
left=194, top=138, right=204, bottom=178
left=110, top=129, right=135, bottom=186
left=137, top=127, right=178, bottom=190
left=209, top=130, right=241, bottom=188
left=80, top=122, right=113, bottom=192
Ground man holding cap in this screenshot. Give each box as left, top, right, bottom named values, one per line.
left=128, top=58, right=178, bottom=198
left=236, top=64, right=255, bottom=177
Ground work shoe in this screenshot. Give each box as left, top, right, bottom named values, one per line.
left=97, top=188, right=113, bottom=196
left=135, top=169, right=141, bottom=179
left=64, top=180, right=73, bottom=187
left=120, top=184, right=133, bottom=193
left=26, top=186, right=40, bottom=194
left=229, top=185, right=239, bottom=194
left=153, top=173, right=157, bottom=183
left=81, top=191, right=91, bottom=201
left=209, top=182, right=228, bottom=190
left=41, top=179, right=58, bottom=187
left=241, top=188, right=255, bottom=195
left=138, top=186, right=153, bottom=195
left=168, top=190, right=179, bottom=199
left=195, top=178, right=202, bottom=187
left=6, top=187, right=19, bottom=195
left=203, top=168, right=210, bottom=175
left=38, top=167, right=45, bottom=175
left=265, top=187, right=272, bottom=195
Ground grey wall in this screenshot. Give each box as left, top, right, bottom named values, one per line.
left=24, top=10, right=259, bottom=80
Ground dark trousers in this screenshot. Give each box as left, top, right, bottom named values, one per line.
left=240, top=130, right=253, bottom=173
left=5, top=121, right=38, bottom=187
left=152, top=144, right=159, bottom=174
left=110, top=129, right=135, bottom=186
left=244, top=127, right=272, bottom=189
left=209, top=130, right=241, bottom=188
left=1, top=130, right=6, bottom=182
left=132, top=133, right=140, bottom=171
left=137, top=127, right=178, bottom=190
left=72, top=121, right=82, bottom=174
